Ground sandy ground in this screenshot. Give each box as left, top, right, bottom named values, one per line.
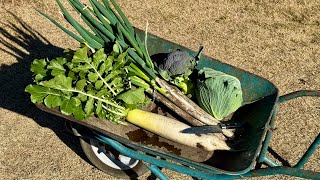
left=0, top=0, right=319, bottom=179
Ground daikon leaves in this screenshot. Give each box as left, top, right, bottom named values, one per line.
left=25, top=45, right=137, bottom=123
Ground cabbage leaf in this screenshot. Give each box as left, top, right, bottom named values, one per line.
left=195, top=68, right=243, bottom=120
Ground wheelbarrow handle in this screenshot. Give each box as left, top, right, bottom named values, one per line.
left=278, top=90, right=320, bottom=103
left=258, top=90, right=319, bottom=169
left=276, top=90, right=320, bottom=169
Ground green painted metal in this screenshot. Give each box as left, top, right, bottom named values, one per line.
left=92, top=131, right=320, bottom=179
left=261, top=156, right=279, bottom=167
left=278, top=90, right=320, bottom=103
left=241, top=167, right=320, bottom=179
left=145, top=164, right=169, bottom=180
left=94, top=133, right=234, bottom=179
left=258, top=90, right=320, bottom=166
left=257, top=103, right=278, bottom=165
left=295, top=134, right=320, bottom=168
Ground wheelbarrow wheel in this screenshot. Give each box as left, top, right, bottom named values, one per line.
left=79, top=137, right=149, bottom=179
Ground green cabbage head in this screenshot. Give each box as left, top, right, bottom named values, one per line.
left=196, top=68, right=243, bottom=120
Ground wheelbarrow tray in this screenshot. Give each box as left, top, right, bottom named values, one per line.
left=37, top=29, right=279, bottom=175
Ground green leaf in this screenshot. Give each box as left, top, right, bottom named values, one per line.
left=98, top=62, right=107, bottom=75
left=88, top=72, right=99, bottom=82
left=117, top=88, right=145, bottom=104
left=40, top=75, right=73, bottom=90
left=113, top=43, right=120, bottom=54
left=68, top=71, right=77, bottom=80
left=87, top=90, right=97, bottom=95
left=196, top=68, right=243, bottom=120
left=48, top=57, right=66, bottom=76
left=117, top=50, right=127, bottom=61
left=86, top=83, right=94, bottom=90
left=93, top=48, right=107, bottom=68
left=95, top=80, right=103, bottom=89
left=35, top=74, right=46, bottom=82
left=96, top=89, right=110, bottom=98
left=105, top=70, right=121, bottom=82
left=85, top=97, right=94, bottom=115
left=104, top=55, right=114, bottom=72
left=31, top=59, right=47, bottom=80
left=60, top=97, right=80, bottom=116
left=96, top=100, right=107, bottom=119
left=72, top=46, right=91, bottom=63
left=72, top=64, right=92, bottom=72
left=60, top=98, right=74, bottom=115
left=110, top=77, right=122, bottom=87
left=113, top=50, right=128, bottom=70
left=124, top=103, right=137, bottom=109
left=77, top=93, right=87, bottom=102
left=65, top=62, right=74, bottom=69
left=76, top=79, right=87, bottom=91
left=73, top=104, right=86, bottom=120
left=44, top=94, right=63, bottom=108
left=79, top=70, right=87, bottom=79
left=73, top=97, right=81, bottom=106
left=25, top=85, right=49, bottom=103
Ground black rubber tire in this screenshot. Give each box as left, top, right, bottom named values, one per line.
left=79, top=137, right=149, bottom=179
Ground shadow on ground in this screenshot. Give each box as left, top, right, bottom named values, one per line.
left=0, top=12, right=89, bottom=164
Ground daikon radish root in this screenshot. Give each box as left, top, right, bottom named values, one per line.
left=126, top=109, right=230, bottom=151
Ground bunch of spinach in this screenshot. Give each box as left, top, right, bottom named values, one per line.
left=25, top=44, right=148, bottom=124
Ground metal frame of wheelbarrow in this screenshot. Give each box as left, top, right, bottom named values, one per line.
left=75, top=90, right=319, bottom=180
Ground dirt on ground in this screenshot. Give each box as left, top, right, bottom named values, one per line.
left=0, top=0, right=319, bottom=179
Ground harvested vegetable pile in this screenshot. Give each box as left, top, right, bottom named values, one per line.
left=25, top=0, right=244, bottom=151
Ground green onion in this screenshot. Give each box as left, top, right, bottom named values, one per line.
left=35, top=9, right=83, bottom=43
left=55, top=0, right=102, bottom=49
left=68, top=0, right=116, bottom=41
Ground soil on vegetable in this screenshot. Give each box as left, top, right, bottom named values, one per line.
left=0, top=0, right=319, bottom=180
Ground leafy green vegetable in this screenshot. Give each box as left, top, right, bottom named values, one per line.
left=30, top=59, right=48, bottom=82
left=117, top=88, right=145, bottom=105
left=47, top=57, right=66, bottom=76
left=195, top=68, right=243, bottom=120
left=25, top=85, right=55, bottom=103
left=25, top=44, right=153, bottom=124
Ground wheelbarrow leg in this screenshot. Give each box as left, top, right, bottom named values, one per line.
left=145, top=163, right=169, bottom=180
left=294, top=133, right=320, bottom=168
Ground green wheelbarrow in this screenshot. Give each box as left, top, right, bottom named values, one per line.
left=37, top=29, right=320, bottom=179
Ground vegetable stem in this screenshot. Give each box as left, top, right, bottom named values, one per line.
left=102, top=104, right=126, bottom=116
left=41, top=83, right=124, bottom=110
left=87, top=63, right=117, bottom=96
left=144, top=21, right=153, bottom=69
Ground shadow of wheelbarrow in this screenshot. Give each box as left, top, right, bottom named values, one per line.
left=0, top=11, right=88, bottom=163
